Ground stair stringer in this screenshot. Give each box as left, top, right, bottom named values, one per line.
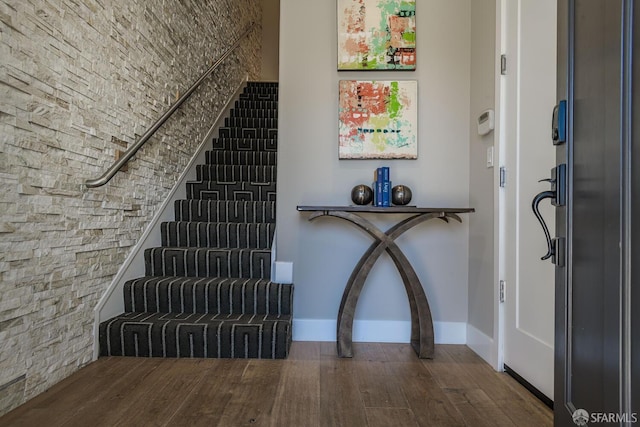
left=92, top=77, right=251, bottom=360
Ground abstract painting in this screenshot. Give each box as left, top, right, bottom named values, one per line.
left=338, top=80, right=417, bottom=159
left=337, top=0, right=416, bottom=70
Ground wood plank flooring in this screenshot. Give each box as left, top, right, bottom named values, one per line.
left=0, top=343, right=553, bottom=427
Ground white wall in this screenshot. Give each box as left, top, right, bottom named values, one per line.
left=261, top=0, right=280, bottom=81
left=467, top=0, right=497, bottom=345
left=277, top=0, right=471, bottom=343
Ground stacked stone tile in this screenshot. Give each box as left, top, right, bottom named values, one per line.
left=99, top=82, right=293, bottom=359
left=0, top=1, right=262, bottom=414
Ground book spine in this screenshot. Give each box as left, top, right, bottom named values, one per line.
left=383, top=180, right=391, bottom=207
left=375, top=167, right=383, bottom=206
left=381, top=167, right=390, bottom=207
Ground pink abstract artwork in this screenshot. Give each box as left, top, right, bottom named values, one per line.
left=339, top=80, right=417, bottom=159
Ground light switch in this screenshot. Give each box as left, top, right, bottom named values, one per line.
left=486, top=146, right=494, bottom=168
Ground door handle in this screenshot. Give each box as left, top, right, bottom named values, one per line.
left=531, top=164, right=566, bottom=262
left=532, top=190, right=555, bottom=260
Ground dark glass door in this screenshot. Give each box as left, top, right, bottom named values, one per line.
left=554, top=0, right=636, bottom=425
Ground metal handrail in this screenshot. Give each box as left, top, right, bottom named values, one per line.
left=85, top=23, right=256, bottom=188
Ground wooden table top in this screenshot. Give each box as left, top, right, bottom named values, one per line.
left=297, top=205, right=475, bottom=214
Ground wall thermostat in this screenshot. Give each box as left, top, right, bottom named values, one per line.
left=477, top=109, right=495, bottom=136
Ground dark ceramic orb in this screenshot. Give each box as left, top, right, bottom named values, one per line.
left=351, top=184, right=373, bottom=205
left=392, top=185, right=412, bottom=205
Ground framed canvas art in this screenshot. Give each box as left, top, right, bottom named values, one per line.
left=338, top=80, right=417, bottom=159
left=337, top=0, right=416, bottom=71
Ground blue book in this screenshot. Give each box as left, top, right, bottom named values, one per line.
left=381, top=167, right=390, bottom=207
left=382, top=166, right=390, bottom=182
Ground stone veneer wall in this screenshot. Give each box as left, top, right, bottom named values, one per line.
left=0, top=0, right=261, bottom=415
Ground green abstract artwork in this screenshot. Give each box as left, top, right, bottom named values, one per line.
left=337, top=0, right=416, bottom=70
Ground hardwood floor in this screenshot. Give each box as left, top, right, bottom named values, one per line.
left=0, top=343, right=553, bottom=427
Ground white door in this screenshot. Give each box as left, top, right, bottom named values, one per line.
left=501, top=0, right=557, bottom=401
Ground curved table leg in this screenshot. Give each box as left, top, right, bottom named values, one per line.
left=309, top=211, right=460, bottom=358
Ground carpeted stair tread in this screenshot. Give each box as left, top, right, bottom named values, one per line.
left=145, top=247, right=271, bottom=279
left=99, top=312, right=291, bottom=359
left=123, top=276, right=292, bottom=314
left=186, top=180, right=276, bottom=201
left=173, top=200, right=275, bottom=223
left=205, top=150, right=277, bottom=166
left=161, top=221, right=275, bottom=249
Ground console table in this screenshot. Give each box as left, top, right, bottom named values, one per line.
left=297, top=206, right=474, bottom=359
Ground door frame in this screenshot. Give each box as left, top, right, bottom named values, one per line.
left=492, top=0, right=557, bottom=378
left=493, top=0, right=507, bottom=373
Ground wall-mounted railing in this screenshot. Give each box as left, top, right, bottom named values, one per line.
left=85, top=23, right=256, bottom=188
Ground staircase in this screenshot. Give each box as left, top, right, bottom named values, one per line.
left=99, top=82, right=293, bottom=359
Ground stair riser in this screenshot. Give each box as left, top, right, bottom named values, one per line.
left=224, top=117, right=278, bottom=129
left=230, top=108, right=278, bottom=119
left=161, top=222, right=275, bottom=249
left=211, top=138, right=277, bottom=152
left=247, top=81, right=278, bottom=88
left=186, top=181, right=276, bottom=202
left=205, top=150, right=277, bottom=166
left=123, top=278, right=292, bottom=315
left=235, top=100, right=278, bottom=110
left=239, top=93, right=278, bottom=101
left=218, top=127, right=277, bottom=140
left=196, top=165, right=276, bottom=183
left=145, top=248, right=271, bottom=279
left=242, top=90, right=279, bottom=97
left=242, top=86, right=279, bottom=94
left=99, top=314, right=291, bottom=359
left=174, top=200, right=276, bottom=223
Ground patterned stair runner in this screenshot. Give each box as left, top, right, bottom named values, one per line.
left=99, top=82, right=292, bottom=359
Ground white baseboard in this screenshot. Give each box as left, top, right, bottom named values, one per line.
left=466, top=323, right=499, bottom=369
left=293, top=319, right=467, bottom=344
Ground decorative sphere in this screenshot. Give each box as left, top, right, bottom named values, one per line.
left=392, top=185, right=412, bottom=205
left=351, top=184, right=373, bottom=205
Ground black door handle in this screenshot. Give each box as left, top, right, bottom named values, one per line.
left=531, top=164, right=566, bottom=263
left=532, top=190, right=555, bottom=260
